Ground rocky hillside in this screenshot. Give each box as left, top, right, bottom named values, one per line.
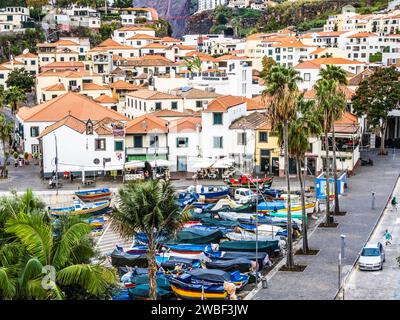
left=133, top=0, right=197, bottom=37
left=185, top=0, right=389, bottom=36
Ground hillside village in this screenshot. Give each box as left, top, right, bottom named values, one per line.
left=0, top=2, right=399, bottom=181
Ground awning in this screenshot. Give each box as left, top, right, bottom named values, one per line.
left=125, top=160, right=145, bottom=169
left=149, top=159, right=170, bottom=167
left=212, top=158, right=235, bottom=169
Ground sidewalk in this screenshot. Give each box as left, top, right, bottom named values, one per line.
left=342, top=177, right=400, bottom=299
left=250, top=151, right=400, bottom=300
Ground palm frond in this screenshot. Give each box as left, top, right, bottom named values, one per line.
left=57, top=264, right=117, bottom=296
left=0, top=267, right=16, bottom=299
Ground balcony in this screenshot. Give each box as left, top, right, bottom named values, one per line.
left=126, top=146, right=169, bottom=155
left=93, top=57, right=109, bottom=63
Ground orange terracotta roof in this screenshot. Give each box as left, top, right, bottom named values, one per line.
left=347, top=32, right=377, bottom=38
left=185, top=51, right=217, bottom=62
left=42, top=61, right=84, bottom=68
left=334, top=112, right=359, bottom=133
left=109, top=80, right=139, bottom=90
left=215, top=54, right=243, bottom=61
left=94, top=94, right=118, bottom=103
left=271, top=40, right=314, bottom=48
left=16, top=52, right=38, bottom=58
left=127, top=33, right=157, bottom=40
left=98, top=38, right=122, bottom=47
left=205, top=95, right=245, bottom=112
left=127, top=89, right=179, bottom=100
left=141, top=43, right=167, bottom=49
left=295, top=57, right=365, bottom=69
left=150, top=109, right=191, bottom=117
left=244, top=95, right=267, bottom=111
left=2, top=59, right=24, bottom=66
left=315, top=31, right=347, bottom=37
left=125, top=114, right=168, bottom=134
left=310, top=48, right=327, bottom=55
left=37, top=115, right=86, bottom=138
left=168, top=117, right=201, bottom=132
left=43, top=83, right=66, bottom=92
left=117, top=26, right=154, bottom=32
left=82, top=83, right=109, bottom=91
left=304, top=85, right=355, bottom=101
left=55, top=39, right=80, bottom=46
left=38, top=70, right=100, bottom=78
left=161, top=36, right=181, bottom=43
left=17, top=92, right=128, bottom=122
left=0, top=65, right=11, bottom=71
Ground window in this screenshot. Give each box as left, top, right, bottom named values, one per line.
left=237, top=132, right=247, bottom=145
left=171, top=101, right=178, bottom=110
left=31, top=144, right=40, bottom=154
left=176, top=137, right=189, bottom=148
left=259, top=131, right=268, bottom=143
left=7, top=15, right=12, bottom=21
left=150, top=135, right=159, bottom=147
left=213, top=136, right=223, bottom=149
left=196, top=101, right=203, bottom=109
left=213, top=112, right=223, bottom=125
left=155, top=102, right=162, bottom=110
left=30, top=126, right=39, bottom=137
left=133, top=135, right=143, bottom=148
left=95, top=139, right=106, bottom=151
left=31, top=60, right=36, bottom=65
left=0, top=74, right=4, bottom=79
left=114, top=140, right=124, bottom=151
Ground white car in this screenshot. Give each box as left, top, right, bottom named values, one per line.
left=358, top=242, right=385, bottom=271
left=234, top=188, right=257, bottom=204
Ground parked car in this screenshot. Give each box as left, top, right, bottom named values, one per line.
left=233, top=188, right=257, bottom=204
left=358, top=242, right=385, bottom=271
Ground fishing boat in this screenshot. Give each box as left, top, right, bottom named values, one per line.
left=169, top=276, right=227, bottom=300
left=225, top=229, right=282, bottom=241
left=226, top=174, right=273, bottom=190
left=203, top=257, right=253, bottom=273
left=238, top=223, right=287, bottom=237
left=204, top=250, right=267, bottom=263
left=186, top=185, right=230, bottom=202
left=49, top=199, right=110, bottom=217
left=188, top=269, right=249, bottom=290
left=174, top=228, right=224, bottom=244
left=164, top=244, right=210, bottom=255
left=217, top=211, right=258, bottom=222
left=218, top=240, right=280, bottom=254
left=74, top=188, right=112, bottom=202
left=199, top=215, right=240, bottom=228
left=160, top=256, right=202, bottom=271
left=257, top=201, right=286, bottom=212
left=109, top=248, right=149, bottom=268
left=258, top=202, right=316, bottom=216
left=128, top=283, right=172, bottom=300
left=205, top=198, right=256, bottom=213
left=189, top=224, right=234, bottom=235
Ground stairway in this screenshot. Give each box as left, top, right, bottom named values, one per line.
left=95, top=221, right=133, bottom=256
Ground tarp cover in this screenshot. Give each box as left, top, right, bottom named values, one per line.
left=205, top=258, right=253, bottom=272
left=188, top=269, right=230, bottom=283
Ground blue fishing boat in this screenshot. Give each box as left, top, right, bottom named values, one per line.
left=74, top=188, right=112, bottom=202
left=164, top=244, right=210, bottom=255
left=257, top=201, right=286, bottom=211
left=184, top=185, right=230, bottom=202
left=161, top=256, right=201, bottom=270
left=173, top=228, right=224, bottom=244
left=49, top=199, right=110, bottom=217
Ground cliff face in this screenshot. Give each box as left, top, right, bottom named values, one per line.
left=184, top=0, right=373, bottom=35
left=133, top=0, right=195, bottom=37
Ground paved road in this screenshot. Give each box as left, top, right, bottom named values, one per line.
left=251, top=150, right=400, bottom=300
left=342, top=177, right=400, bottom=300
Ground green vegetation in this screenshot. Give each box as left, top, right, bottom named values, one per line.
left=0, top=28, right=45, bottom=63
left=0, top=190, right=118, bottom=300
left=149, top=19, right=173, bottom=38
left=369, top=51, right=382, bottom=63
left=6, top=69, right=35, bottom=93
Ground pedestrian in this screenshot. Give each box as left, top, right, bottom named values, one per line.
left=391, top=196, right=398, bottom=212
left=384, top=229, right=392, bottom=246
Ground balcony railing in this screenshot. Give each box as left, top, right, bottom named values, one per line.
left=126, top=146, right=169, bottom=155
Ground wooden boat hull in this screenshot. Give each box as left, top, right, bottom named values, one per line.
left=169, top=279, right=227, bottom=300
left=75, top=188, right=112, bottom=202
left=50, top=201, right=110, bottom=217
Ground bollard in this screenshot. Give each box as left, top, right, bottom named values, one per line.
left=262, top=277, right=268, bottom=289
left=371, top=191, right=375, bottom=210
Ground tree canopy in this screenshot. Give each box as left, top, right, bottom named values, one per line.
left=6, top=69, right=35, bottom=93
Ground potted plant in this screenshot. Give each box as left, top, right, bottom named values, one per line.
left=32, top=152, right=39, bottom=165
left=24, top=152, right=29, bottom=165
left=13, top=151, right=19, bottom=167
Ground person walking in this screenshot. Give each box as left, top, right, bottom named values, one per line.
left=384, top=229, right=392, bottom=246
left=391, top=196, right=398, bottom=212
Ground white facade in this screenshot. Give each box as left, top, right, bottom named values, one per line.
left=40, top=125, right=125, bottom=177
left=197, top=0, right=228, bottom=12
left=0, top=7, right=29, bottom=30
left=201, top=103, right=247, bottom=160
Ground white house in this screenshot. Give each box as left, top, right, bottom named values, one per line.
left=16, top=92, right=128, bottom=156
left=201, top=95, right=248, bottom=160
left=0, top=7, right=30, bottom=30
left=38, top=116, right=126, bottom=178
left=168, top=117, right=202, bottom=173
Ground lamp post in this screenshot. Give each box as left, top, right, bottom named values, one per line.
left=54, top=133, right=58, bottom=196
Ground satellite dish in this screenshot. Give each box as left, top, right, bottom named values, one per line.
left=23, top=48, right=29, bottom=55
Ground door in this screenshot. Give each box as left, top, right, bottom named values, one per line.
left=260, top=149, right=270, bottom=173
left=177, top=156, right=187, bottom=172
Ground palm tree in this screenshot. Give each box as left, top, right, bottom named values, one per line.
left=315, top=79, right=346, bottom=224
left=5, top=86, right=26, bottom=115
left=0, top=190, right=117, bottom=300
left=262, top=65, right=302, bottom=268
left=111, top=180, right=182, bottom=299
left=319, top=65, right=348, bottom=215
left=0, top=114, right=13, bottom=178
left=287, top=97, right=322, bottom=253
left=184, top=56, right=202, bottom=73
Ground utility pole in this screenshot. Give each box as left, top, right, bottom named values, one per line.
left=54, top=133, right=59, bottom=195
